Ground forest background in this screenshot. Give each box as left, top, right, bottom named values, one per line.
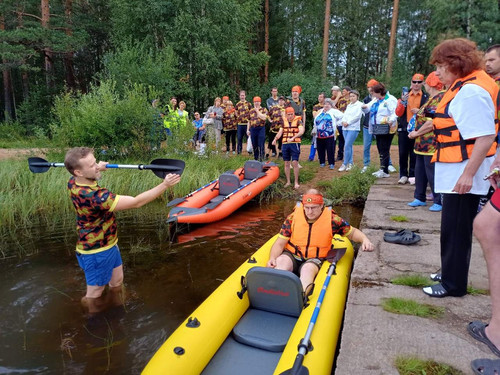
left=0, top=0, right=499, bottom=153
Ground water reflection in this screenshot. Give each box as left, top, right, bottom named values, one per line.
left=0, top=200, right=362, bottom=374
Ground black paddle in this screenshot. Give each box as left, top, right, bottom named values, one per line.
left=280, top=247, right=347, bottom=375
left=28, top=157, right=185, bottom=178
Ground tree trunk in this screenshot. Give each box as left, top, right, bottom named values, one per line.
left=0, top=11, right=14, bottom=121
left=16, top=6, right=30, bottom=99
left=386, top=0, right=399, bottom=80
left=41, top=0, right=54, bottom=89
left=264, top=0, right=269, bottom=83
left=64, top=0, right=78, bottom=90
left=322, top=0, right=331, bottom=79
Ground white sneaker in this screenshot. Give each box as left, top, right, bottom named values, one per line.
left=408, top=177, right=416, bottom=185
left=398, top=176, right=408, bottom=184
left=361, top=166, right=368, bottom=173
left=388, top=165, right=397, bottom=173
left=373, top=170, right=390, bottom=178
left=338, top=164, right=347, bottom=172
left=346, top=164, right=353, bottom=171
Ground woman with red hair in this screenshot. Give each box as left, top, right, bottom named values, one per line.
left=422, top=38, right=498, bottom=298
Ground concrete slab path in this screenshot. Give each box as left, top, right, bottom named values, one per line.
left=335, top=174, right=495, bottom=374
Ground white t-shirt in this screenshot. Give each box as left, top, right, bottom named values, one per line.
left=434, top=84, right=496, bottom=195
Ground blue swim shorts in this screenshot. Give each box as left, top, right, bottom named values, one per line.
left=76, top=245, right=123, bottom=286
left=282, top=143, right=301, bottom=161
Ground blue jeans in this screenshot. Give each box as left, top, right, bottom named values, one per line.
left=250, top=126, right=266, bottom=161
left=343, top=129, right=359, bottom=165
left=363, top=127, right=373, bottom=166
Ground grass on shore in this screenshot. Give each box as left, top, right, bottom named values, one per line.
left=382, top=297, right=445, bottom=319
left=317, top=167, right=376, bottom=206
left=395, top=356, right=464, bottom=375
left=391, top=275, right=489, bottom=296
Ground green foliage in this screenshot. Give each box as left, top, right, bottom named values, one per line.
left=395, top=356, right=464, bottom=375
left=317, top=168, right=376, bottom=206
left=382, top=297, right=445, bottom=319
left=51, top=81, right=165, bottom=155
left=100, top=42, right=182, bottom=100
left=391, top=274, right=435, bottom=288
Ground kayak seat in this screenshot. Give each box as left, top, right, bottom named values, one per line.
left=243, top=160, right=264, bottom=180
left=232, top=267, right=304, bottom=352
left=209, top=173, right=241, bottom=204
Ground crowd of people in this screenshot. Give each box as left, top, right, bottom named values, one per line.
left=64, top=37, right=500, bottom=372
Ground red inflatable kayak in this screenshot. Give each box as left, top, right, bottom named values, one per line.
left=167, top=161, right=280, bottom=224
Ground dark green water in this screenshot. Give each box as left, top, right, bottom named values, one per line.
left=0, top=200, right=362, bottom=374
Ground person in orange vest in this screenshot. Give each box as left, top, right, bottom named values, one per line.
left=421, top=38, right=498, bottom=299
left=266, top=189, right=374, bottom=291
left=272, top=107, right=305, bottom=189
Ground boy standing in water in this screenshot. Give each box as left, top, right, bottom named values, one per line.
left=64, top=147, right=180, bottom=312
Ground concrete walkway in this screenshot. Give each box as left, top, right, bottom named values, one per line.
left=335, top=174, right=495, bottom=374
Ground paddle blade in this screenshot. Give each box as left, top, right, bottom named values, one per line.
left=331, top=247, right=347, bottom=264
left=280, top=358, right=309, bottom=375
left=28, top=157, right=51, bottom=173
left=149, top=159, right=185, bottom=178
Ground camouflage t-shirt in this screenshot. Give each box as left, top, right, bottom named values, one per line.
left=68, top=177, right=120, bottom=254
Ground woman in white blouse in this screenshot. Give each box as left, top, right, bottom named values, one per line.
left=339, top=90, right=363, bottom=171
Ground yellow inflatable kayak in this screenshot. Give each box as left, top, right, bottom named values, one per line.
left=143, top=234, right=354, bottom=375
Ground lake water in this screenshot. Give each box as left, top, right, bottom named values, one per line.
left=0, top=200, right=362, bottom=374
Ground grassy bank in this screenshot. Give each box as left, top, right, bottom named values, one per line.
left=1, top=150, right=374, bottom=258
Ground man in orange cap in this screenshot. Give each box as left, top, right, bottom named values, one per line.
left=267, top=188, right=373, bottom=291
left=272, top=106, right=305, bottom=189
left=395, top=73, right=428, bottom=185
left=247, top=96, right=269, bottom=161
left=286, top=85, right=306, bottom=125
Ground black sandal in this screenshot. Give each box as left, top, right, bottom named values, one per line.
left=422, top=283, right=449, bottom=298
left=430, top=272, right=442, bottom=282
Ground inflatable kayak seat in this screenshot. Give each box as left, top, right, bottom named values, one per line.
left=232, top=267, right=304, bottom=352
left=241, top=160, right=265, bottom=185
left=209, top=173, right=240, bottom=204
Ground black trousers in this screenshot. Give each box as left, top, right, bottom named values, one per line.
left=316, top=137, right=336, bottom=165
left=336, top=126, right=344, bottom=159
left=225, top=130, right=236, bottom=152
left=440, top=193, right=481, bottom=296
left=375, top=133, right=394, bottom=173
left=237, top=124, right=247, bottom=154
left=398, top=130, right=416, bottom=178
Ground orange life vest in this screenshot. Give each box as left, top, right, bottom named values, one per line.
left=432, top=70, right=499, bottom=163
left=282, top=117, right=302, bottom=144
left=285, top=203, right=334, bottom=259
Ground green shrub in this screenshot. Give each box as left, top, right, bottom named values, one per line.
left=51, top=81, right=168, bottom=156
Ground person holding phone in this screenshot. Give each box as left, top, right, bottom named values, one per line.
left=395, top=74, right=429, bottom=185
